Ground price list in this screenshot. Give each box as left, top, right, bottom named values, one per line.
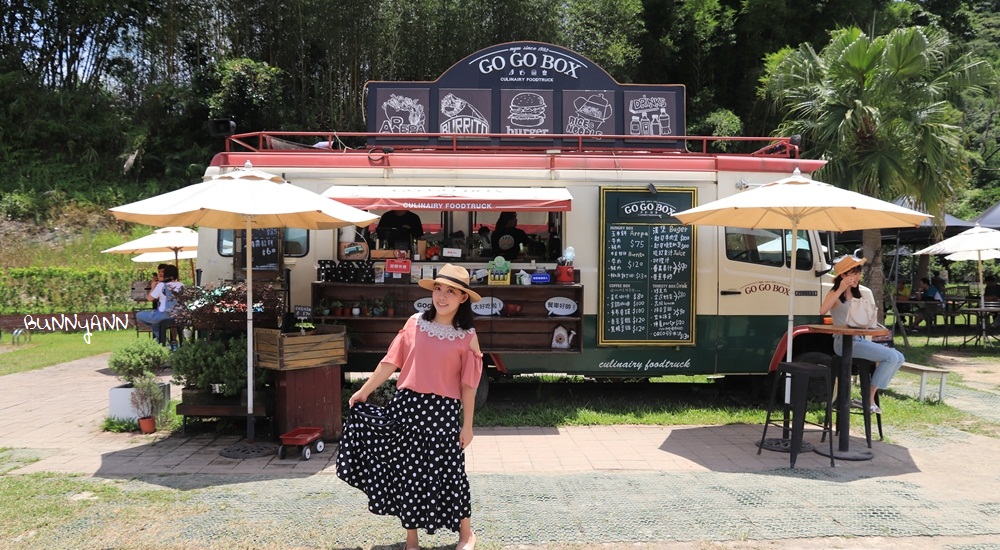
left=600, top=188, right=696, bottom=346
left=240, top=227, right=281, bottom=271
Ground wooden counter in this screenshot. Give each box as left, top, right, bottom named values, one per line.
left=312, top=282, right=583, bottom=354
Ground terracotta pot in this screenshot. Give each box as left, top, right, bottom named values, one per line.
left=138, top=416, right=156, bottom=434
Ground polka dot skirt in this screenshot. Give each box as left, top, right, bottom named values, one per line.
left=336, top=388, right=471, bottom=534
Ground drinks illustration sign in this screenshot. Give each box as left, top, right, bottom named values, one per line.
left=366, top=42, right=684, bottom=147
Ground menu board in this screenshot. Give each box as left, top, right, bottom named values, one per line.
left=599, top=187, right=696, bottom=346
left=238, top=228, right=281, bottom=272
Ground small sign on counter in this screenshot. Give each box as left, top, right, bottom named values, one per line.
left=294, top=305, right=312, bottom=318
left=385, top=259, right=412, bottom=273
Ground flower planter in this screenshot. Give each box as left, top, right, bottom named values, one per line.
left=138, top=416, right=156, bottom=434
left=181, top=386, right=215, bottom=406
left=253, top=325, right=347, bottom=371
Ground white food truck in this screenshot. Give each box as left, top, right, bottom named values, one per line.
left=195, top=42, right=840, bottom=394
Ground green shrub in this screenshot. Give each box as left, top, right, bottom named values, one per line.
left=0, top=267, right=137, bottom=314
left=169, top=335, right=263, bottom=396
left=108, top=337, right=170, bottom=384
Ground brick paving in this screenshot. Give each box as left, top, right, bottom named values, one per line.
left=2, top=354, right=1000, bottom=548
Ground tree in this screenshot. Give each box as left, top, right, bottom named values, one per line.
left=760, top=26, right=996, bottom=316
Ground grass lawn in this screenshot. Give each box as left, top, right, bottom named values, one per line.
left=0, top=330, right=136, bottom=377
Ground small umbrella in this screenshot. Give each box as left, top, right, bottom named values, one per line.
left=131, top=250, right=198, bottom=263
left=132, top=250, right=198, bottom=281
left=675, top=168, right=930, bottom=362
left=102, top=226, right=199, bottom=267
left=110, top=161, right=379, bottom=442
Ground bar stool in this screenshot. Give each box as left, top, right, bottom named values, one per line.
left=831, top=358, right=883, bottom=446
left=758, top=361, right=835, bottom=468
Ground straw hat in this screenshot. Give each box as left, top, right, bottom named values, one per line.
left=833, top=255, right=866, bottom=277
left=418, top=263, right=482, bottom=302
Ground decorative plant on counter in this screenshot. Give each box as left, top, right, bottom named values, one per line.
left=383, top=293, right=399, bottom=316
left=173, top=281, right=284, bottom=330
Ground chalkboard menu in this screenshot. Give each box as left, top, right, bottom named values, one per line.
left=599, top=187, right=696, bottom=346
left=238, top=228, right=281, bottom=271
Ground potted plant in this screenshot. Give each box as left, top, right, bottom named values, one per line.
left=170, top=337, right=225, bottom=405
left=131, top=372, right=165, bottom=433
left=107, top=338, right=171, bottom=421
left=331, top=300, right=345, bottom=316
left=360, top=297, right=373, bottom=316
left=351, top=302, right=361, bottom=316
left=383, top=293, right=399, bottom=316
left=371, top=298, right=385, bottom=317
left=294, top=320, right=315, bottom=334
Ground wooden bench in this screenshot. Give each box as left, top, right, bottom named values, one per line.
left=900, top=362, right=949, bottom=402
left=176, top=403, right=268, bottom=434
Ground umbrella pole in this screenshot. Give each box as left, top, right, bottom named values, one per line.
left=978, top=252, right=986, bottom=345
left=245, top=217, right=255, bottom=442
left=786, top=224, right=799, bottom=362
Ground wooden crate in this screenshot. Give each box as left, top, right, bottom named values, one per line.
left=254, top=325, right=347, bottom=371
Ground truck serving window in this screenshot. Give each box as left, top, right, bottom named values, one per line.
left=217, top=228, right=309, bottom=257
left=725, top=228, right=812, bottom=270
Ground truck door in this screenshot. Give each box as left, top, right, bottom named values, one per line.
left=715, top=228, right=823, bottom=373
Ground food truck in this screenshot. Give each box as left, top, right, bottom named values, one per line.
left=196, top=42, right=836, bottom=395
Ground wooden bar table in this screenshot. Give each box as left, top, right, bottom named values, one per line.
left=804, top=324, right=890, bottom=461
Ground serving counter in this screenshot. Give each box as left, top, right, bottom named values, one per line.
left=312, top=281, right=583, bottom=354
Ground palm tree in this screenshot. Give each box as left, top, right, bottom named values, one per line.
left=760, top=25, right=996, bottom=315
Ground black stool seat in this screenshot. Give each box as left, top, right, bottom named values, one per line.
left=758, top=361, right=835, bottom=468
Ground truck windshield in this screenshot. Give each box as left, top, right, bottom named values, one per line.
left=725, top=227, right=812, bottom=270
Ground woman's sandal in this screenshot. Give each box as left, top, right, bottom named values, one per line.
left=458, top=532, right=476, bottom=550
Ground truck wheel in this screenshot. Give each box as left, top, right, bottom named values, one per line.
left=474, top=370, right=490, bottom=409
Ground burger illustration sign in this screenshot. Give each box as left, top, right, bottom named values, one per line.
left=503, top=90, right=552, bottom=134
left=366, top=41, right=684, bottom=147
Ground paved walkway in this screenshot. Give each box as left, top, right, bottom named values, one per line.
left=2, top=354, right=1000, bottom=548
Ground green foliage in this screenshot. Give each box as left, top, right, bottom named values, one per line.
left=209, top=58, right=284, bottom=132
left=107, top=337, right=170, bottom=384
left=169, top=335, right=260, bottom=395
left=0, top=267, right=139, bottom=314
left=101, top=416, right=139, bottom=433
left=169, top=338, right=225, bottom=389
left=129, top=372, right=165, bottom=419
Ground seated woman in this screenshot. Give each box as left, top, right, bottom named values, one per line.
left=136, top=264, right=184, bottom=345
left=819, top=256, right=904, bottom=415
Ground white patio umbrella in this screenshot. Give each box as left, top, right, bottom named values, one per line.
left=675, top=168, right=931, bottom=362
left=102, top=226, right=199, bottom=267
left=915, top=225, right=1000, bottom=309
left=110, top=161, right=379, bottom=442
left=131, top=250, right=198, bottom=263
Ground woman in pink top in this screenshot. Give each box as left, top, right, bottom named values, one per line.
left=337, top=264, right=483, bottom=550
